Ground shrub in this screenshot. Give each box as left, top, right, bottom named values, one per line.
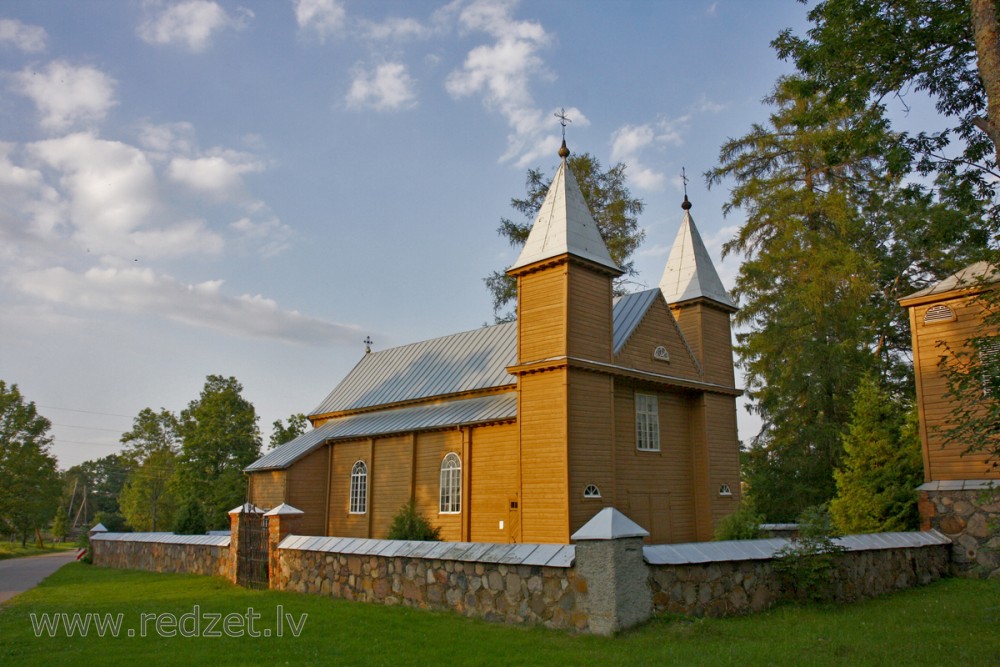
left=387, top=501, right=441, bottom=541
left=772, top=504, right=846, bottom=602
left=714, top=502, right=765, bottom=541
left=173, top=499, right=208, bottom=535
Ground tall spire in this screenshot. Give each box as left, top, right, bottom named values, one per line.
left=507, top=142, right=621, bottom=274
left=658, top=194, right=736, bottom=309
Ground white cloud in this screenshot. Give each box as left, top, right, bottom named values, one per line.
left=294, top=0, right=345, bottom=41
left=26, top=132, right=224, bottom=258
left=346, top=62, right=417, bottom=112
left=362, top=16, right=431, bottom=41
left=230, top=216, right=293, bottom=258
left=0, top=18, right=47, bottom=52
left=608, top=117, right=692, bottom=192
left=12, top=61, right=118, bottom=132
left=14, top=266, right=362, bottom=346
left=167, top=152, right=265, bottom=198
left=136, top=120, right=197, bottom=156
left=445, top=0, right=564, bottom=165
left=138, top=0, right=252, bottom=52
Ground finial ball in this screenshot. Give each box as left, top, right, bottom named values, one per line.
left=681, top=194, right=692, bottom=211
left=558, top=139, right=570, bottom=159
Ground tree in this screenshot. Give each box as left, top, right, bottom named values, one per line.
left=64, top=453, right=132, bottom=526
left=485, top=152, right=645, bottom=320
left=708, top=78, right=988, bottom=520
left=0, top=381, right=62, bottom=546
left=173, top=497, right=208, bottom=535
left=270, top=413, right=309, bottom=449
left=118, top=408, right=180, bottom=531
left=830, top=375, right=924, bottom=533
left=175, top=376, right=261, bottom=529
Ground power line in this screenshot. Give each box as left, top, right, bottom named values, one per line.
left=39, top=404, right=134, bottom=420
left=53, top=423, right=126, bottom=434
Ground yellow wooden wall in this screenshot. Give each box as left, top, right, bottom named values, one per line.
left=285, top=446, right=329, bottom=536
left=518, top=370, right=570, bottom=543
left=566, top=263, right=613, bottom=363
left=413, top=430, right=464, bottom=541
left=615, top=297, right=702, bottom=379
left=567, top=369, right=615, bottom=534
left=469, top=422, right=519, bottom=542
left=370, top=434, right=413, bottom=539
left=704, top=393, right=742, bottom=527
left=911, top=296, right=999, bottom=481
left=518, top=266, right=567, bottom=362
left=613, top=385, right=697, bottom=543
left=670, top=301, right=736, bottom=387
left=327, top=439, right=371, bottom=538
left=249, top=470, right=285, bottom=509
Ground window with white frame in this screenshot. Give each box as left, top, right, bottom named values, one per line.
left=635, top=392, right=660, bottom=451
left=439, top=452, right=462, bottom=514
left=349, top=460, right=367, bottom=514
left=583, top=484, right=601, bottom=499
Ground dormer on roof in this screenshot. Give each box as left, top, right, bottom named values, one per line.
left=507, top=142, right=622, bottom=276
left=658, top=196, right=737, bottom=311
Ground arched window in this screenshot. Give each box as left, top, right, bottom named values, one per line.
left=923, top=304, right=956, bottom=325
left=350, top=461, right=367, bottom=514
left=583, top=484, right=601, bottom=499
left=719, top=484, right=733, bottom=497
left=439, top=453, right=461, bottom=514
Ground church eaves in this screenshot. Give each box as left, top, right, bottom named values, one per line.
left=658, top=198, right=737, bottom=310
left=507, top=145, right=621, bottom=275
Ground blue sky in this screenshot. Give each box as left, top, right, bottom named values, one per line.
left=0, top=0, right=813, bottom=468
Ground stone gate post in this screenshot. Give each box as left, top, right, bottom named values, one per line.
left=263, top=503, right=303, bottom=590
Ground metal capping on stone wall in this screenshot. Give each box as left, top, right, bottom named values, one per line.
left=278, top=535, right=576, bottom=568
left=91, top=532, right=231, bottom=547
left=643, top=530, right=951, bottom=565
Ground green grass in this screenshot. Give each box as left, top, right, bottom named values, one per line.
left=0, top=564, right=998, bottom=666
left=0, top=541, right=78, bottom=560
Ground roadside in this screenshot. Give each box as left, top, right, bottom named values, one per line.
left=0, top=551, right=79, bottom=604
left=0, top=542, right=78, bottom=561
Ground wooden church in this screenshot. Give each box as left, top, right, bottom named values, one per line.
left=246, top=143, right=742, bottom=545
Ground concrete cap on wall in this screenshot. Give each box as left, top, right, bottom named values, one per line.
left=263, top=503, right=304, bottom=517
left=90, top=522, right=108, bottom=533
left=228, top=503, right=264, bottom=515
left=571, top=507, right=649, bottom=541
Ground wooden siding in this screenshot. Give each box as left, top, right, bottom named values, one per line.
left=911, top=296, right=1000, bottom=480
left=285, top=446, right=328, bottom=535
left=518, top=266, right=567, bottom=363
left=704, top=393, right=741, bottom=527
left=567, top=369, right=615, bottom=534
left=612, top=384, right=697, bottom=543
left=249, top=470, right=285, bottom=509
left=670, top=302, right=736, bottom=387
left=327, top=440, right=371, bottom=538
left=518, top=370, right=569, bottom=543
left=615, top=296, right=702, bottom=380
left=370, top=435, right=412, bottom=538
left=566, top=263, right=613, bottom=363
left=469, top=422, right=520, bottom=543
left=413, top=430, right=464, bottom=542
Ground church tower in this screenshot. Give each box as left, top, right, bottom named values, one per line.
left=506, top=141, right=623, bottom=543
left=659, top=194, right=740, bottom=540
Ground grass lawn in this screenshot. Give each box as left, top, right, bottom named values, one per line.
left=0, top=541, right=78, bottom=560
left=0, top=564, right=997, bottom=666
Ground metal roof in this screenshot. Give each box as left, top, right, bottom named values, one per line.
left=612, top=288, right=659, bottom=355
left=659, top=209, right=737, bottom=309
left=91, top=532, right=231, bottom=547
left=508, top=156, right=621, bottom=274
left=279, top=534, right=576, bottom=568
left=247, top=392, right=517, bottom=471
left=642, top=530, right=950, bottom=565
left=311, top=321, right=517, bottom=416
left=901, top=260, right=999, bottom=302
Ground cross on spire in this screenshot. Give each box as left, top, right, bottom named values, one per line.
left=554, top=107, right=571, bottom=140
left=681, top=167, right=692, bottom=210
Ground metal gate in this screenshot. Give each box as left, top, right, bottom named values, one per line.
left=237, top=509, right=269, bottom=589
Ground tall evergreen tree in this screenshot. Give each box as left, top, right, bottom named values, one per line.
left=830, top=374, right=924, bottom=533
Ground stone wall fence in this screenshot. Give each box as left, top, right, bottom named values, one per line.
left=918, top=480, right=1000, bottom=579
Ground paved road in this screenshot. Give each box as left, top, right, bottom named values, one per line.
left=0, top=550, right=79, bottom=604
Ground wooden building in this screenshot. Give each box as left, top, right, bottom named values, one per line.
left=246, top=144, right=742, bottom=544
left=899, top=262, right=999, bottom=511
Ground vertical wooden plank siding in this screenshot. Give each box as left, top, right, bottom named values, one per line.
left=909, top=306, right=933, bottom=482
left=566, top=263, right=613, bottom=363
left=327, top=440, right=371, bottom=538
left=517, top=266, right=568, bottom=362
left=249, top=471, right=286, bottom=509
left=670, top=302, right=736, bottom=387
left=567, top=369, right=615, bottom=534
left=911, top=297, right=999, bottom=480
left=704, top=393, right=741, bottom=526
left=370, top=435, right=412, bottom=538
left=687, top=394, right=713, bottom=541
left=414, top=430, right=463, bottom=542
left=468, top=422, right=519, bottom=542
left=285, top=447, right=330, bottom=535
left=613, top=298, right=701, bottom=379
left=518, top=370, right=570, bottom=543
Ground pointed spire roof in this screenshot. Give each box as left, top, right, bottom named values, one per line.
left=508, top=143, right=622, bottom=275
left=659, top=199, right=737, bottom=310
